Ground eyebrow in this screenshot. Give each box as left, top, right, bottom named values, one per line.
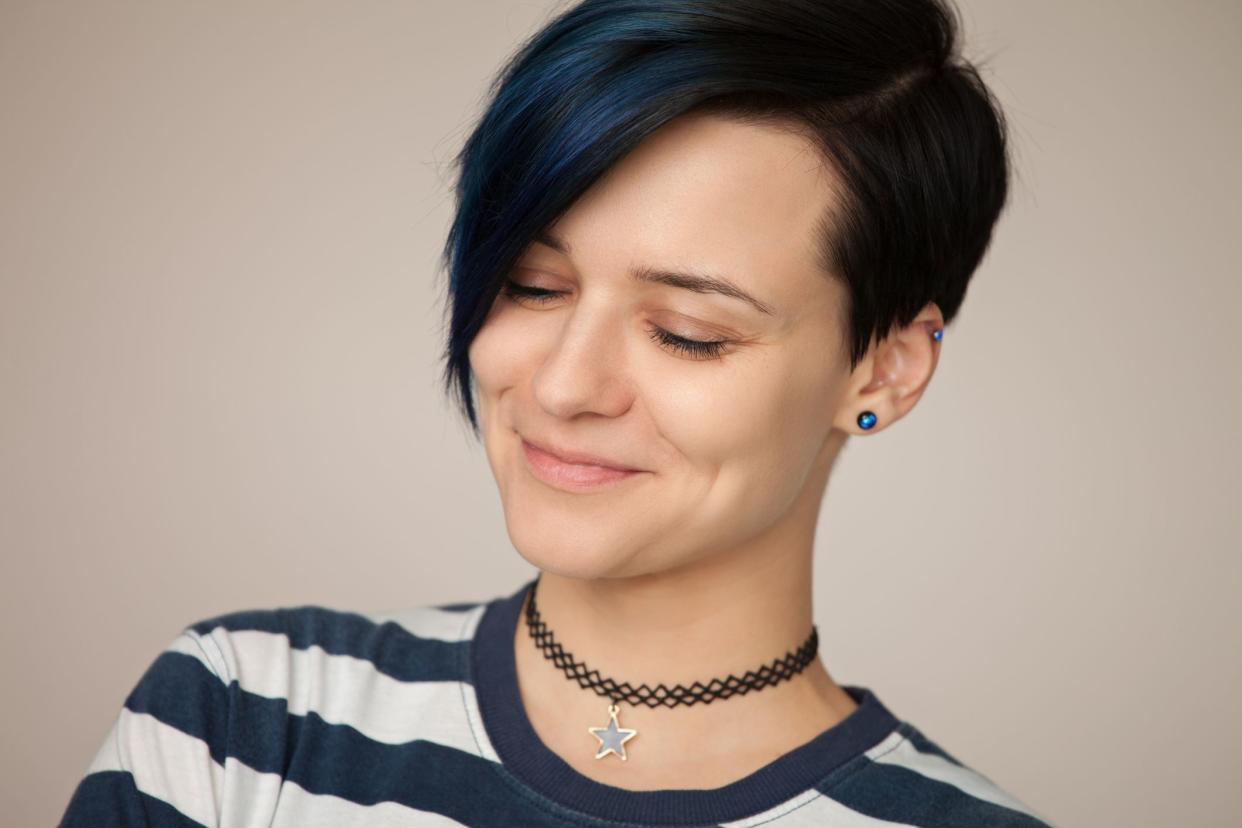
left=532, top=230, right=776, bottom=317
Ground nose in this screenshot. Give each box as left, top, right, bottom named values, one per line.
left=531, top=305, right=634, bottom=420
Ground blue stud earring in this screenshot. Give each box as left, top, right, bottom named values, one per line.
left=932, top=328, right=943, bottom=342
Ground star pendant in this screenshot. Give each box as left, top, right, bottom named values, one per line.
left=589, top=703, right=638, bottom=760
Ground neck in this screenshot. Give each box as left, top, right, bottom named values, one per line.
left=510, top=471, right=859, bottom=786
left=528, top=540, right=818, bottom=684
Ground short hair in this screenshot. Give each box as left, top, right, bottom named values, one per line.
left=438, top=0, right=1012, bottom=435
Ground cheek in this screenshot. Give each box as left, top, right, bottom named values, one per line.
left=466, top=314, right=524, bottom=429
left=467, top=304, right=531, bottom=393
left=644, top=359, right=752, bottom=446
left=643, top=345, right=834, bottom=477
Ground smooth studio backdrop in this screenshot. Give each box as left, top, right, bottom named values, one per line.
left=2, top=1, right=1239, bottom=825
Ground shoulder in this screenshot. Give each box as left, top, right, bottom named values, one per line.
left=822, top=721, right=1057, bottom=827
left=62, top=597, right=492, bottom=826
left=183, top=598, right=490, bottom=690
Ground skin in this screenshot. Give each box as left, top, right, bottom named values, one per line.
left=466, top=111, right=943, bottom=790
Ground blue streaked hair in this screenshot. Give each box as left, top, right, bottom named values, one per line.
left=438, top=0, right=1011, bottom=435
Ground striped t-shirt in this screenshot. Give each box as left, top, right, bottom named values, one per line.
left=61, top=577, right=1055, bottom=827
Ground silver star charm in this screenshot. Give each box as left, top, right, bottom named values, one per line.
left=588, top=704, right=638, bottom=760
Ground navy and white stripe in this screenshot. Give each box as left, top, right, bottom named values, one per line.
left=60, top=579, right=1055, bottom=827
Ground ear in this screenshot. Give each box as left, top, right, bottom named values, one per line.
left=834, top=302, right=944, bottom=435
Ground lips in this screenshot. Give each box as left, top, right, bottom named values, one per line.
left=519, top=435, right=648, bottom=492
left=519, top=435, right=643, bottom=472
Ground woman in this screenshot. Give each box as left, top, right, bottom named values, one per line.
left=62, top=0, right=1054, bottom=825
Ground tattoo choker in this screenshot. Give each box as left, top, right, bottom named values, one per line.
left=522, top=575, right=820, bottom=762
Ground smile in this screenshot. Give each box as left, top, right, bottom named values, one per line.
left=520, top=439, right=647, bottom=492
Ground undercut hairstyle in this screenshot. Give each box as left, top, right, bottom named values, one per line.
left=438, top=0, right=1012, bottom=434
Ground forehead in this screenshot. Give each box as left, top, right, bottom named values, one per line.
left=541, top=112, right=842, bottom=311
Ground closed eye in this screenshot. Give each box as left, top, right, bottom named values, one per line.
left=500, top=278, right=732, bottom=361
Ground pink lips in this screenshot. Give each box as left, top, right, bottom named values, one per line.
left=520, top=438, right=646, bottom=491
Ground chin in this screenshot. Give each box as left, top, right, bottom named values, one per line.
left=505, top=521, right=643, bottom=582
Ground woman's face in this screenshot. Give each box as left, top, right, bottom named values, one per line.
left=468, top=112, right=856, bottom=579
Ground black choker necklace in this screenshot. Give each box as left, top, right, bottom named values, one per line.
left=522, top=575, right=820, bottom=762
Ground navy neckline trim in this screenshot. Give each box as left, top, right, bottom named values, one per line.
left=470, top=576, right=902, bottom=825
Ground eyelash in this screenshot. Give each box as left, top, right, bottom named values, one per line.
left=500, top=279, right=731, bottom=361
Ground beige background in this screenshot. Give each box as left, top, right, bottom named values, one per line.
left=2, top=1, right=1239, bottom=826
